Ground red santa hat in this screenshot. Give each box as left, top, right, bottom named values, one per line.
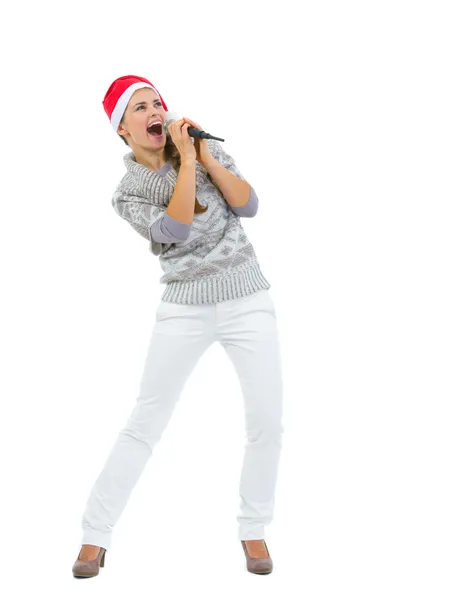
left=102, top=74, right=169, bottom=131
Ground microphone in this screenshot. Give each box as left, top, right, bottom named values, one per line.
left=162, top=111, right=225, bottom=142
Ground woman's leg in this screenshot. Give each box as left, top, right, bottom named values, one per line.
left=216, top=289, right=284, bottom=541
left=80, top=301, right=215, bottom=550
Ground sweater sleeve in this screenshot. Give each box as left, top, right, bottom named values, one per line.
left=112, top=191, right=191, bottom=256
left=206, top=139, right=258, bottom=218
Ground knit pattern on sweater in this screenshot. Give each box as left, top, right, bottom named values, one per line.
left=111, top=138, right=270, bottom=304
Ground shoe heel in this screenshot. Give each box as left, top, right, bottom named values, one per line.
left=100, top=550, right=106, bottom=568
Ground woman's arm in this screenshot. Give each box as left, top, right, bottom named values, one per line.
left=112, top=184, right=193, bottom=256
left=165, top=158, right=197, bottom=224
left=203, top=156, right=251, bottom=209
left=204, top=140, right=258, bottom=217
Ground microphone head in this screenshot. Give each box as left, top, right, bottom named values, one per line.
left=163, top=111, right=179, bottom=133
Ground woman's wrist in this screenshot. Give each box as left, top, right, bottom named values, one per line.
left=199, top=154, right=216, bottom=171
left=180, top=155, right=196, bottom=167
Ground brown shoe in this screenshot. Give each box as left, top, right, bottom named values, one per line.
left=241, top=540, right=273, bottom=574
left=72, top=545, right=106, bottom=578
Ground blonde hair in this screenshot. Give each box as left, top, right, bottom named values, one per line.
left=119, top=123, right=208, bottom=214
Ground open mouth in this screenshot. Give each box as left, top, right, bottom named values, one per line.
left=147, top=122, right=164, bottom=137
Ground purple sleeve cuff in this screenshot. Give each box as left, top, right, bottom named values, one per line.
left=150, top=213, right=191, bottom=243
left=229, top=186, right=258, bottom=217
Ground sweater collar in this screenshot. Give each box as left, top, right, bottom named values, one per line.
left=123, top=151, right=177, bottom=199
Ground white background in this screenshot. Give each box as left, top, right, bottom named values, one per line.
left=0, top=1, right=465, bottom=598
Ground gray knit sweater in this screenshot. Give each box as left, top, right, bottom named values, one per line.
left=111, top=138, right=271, bottom=304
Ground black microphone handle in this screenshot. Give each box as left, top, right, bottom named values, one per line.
left=186, top=126, right=224, bottom=142
left=163, top=118, right=224, bottom=142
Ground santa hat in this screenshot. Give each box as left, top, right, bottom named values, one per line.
left=102, top=74, right=169, bottom=132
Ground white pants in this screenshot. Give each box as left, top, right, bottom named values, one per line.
left=81, top=289, right=284, bottom=550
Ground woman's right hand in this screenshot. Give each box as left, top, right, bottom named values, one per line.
left=167, top=119, right=196, bottom=162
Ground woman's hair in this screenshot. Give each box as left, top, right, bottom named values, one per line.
left=119, top=119, right=208, bottom=214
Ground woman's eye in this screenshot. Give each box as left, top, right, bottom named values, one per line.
left=137, top=102, right=161, bottom=111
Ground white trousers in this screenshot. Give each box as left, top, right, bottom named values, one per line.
left=81, top=288, right=284, bottom=550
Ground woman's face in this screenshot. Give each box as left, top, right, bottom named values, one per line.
left=117, top=88, right=166, bottom=149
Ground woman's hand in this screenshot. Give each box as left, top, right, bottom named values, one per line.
left=167, top=119, right=196, bottom=163
left=181, top=116, right=213, bottom=168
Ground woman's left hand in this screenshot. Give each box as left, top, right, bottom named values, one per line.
left=181, top=116, right=213, bottom=168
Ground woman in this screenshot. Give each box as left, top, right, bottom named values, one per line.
left=72, top=74, right=284, bottom=577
